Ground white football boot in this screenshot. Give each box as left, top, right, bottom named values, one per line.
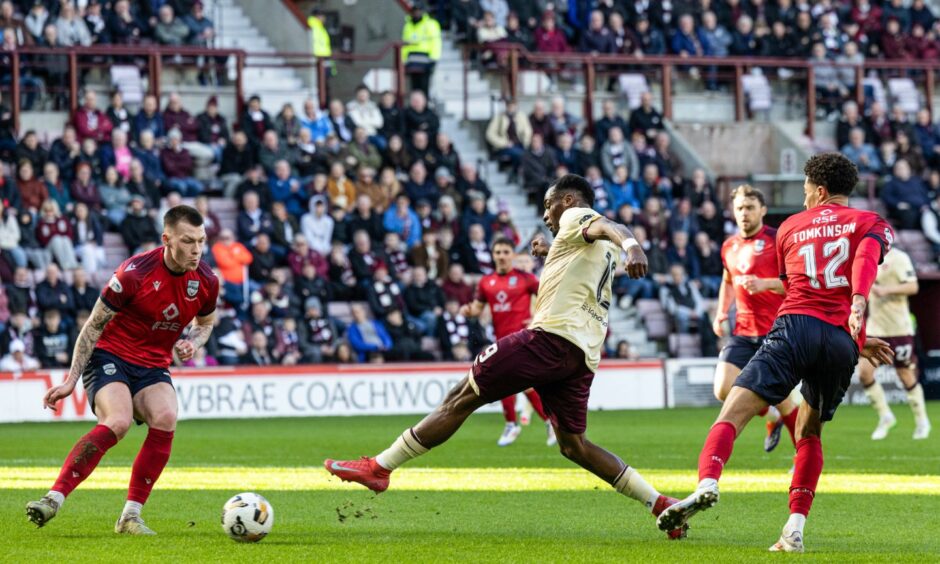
left=546, top=422, right=557, bottom=447
left=769, top=529, right=805, bottom=553
left=115, top=514, right=157, bottom=535
left=497, top=423, right=522, bottom=447
left=871, top=413, right=897, bottom=440
left=656, top=481, right=719, bottom=533
left=913, top=420, right=931, bottom=440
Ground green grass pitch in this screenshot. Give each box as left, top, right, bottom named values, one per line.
left=2, top=405, right=938, bottom=562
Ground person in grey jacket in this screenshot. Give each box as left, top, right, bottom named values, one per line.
left=55, top=2, right=92, bottom=46
left=600, top=126, right=639, bottom=181
left=155, top=4, right=190, bottom=46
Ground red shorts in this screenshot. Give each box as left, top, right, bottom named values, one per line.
left=470, top=329, right=594, bottom=434
left=877, top=335, right=917, bottom=370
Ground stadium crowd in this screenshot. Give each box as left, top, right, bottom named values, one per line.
left=2, top=0, right=940, bottom=371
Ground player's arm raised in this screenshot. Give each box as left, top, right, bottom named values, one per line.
left=582, top=216, right=648, bottom=278
left=175, top=310, right=216, bottom=362
left=44, top=298, right=117, bottom=410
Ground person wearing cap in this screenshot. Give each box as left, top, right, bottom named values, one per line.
left=196, top=96, right=230, bottom=163
left=299, top=295, right=339, bottom=363
left=401, top=2, right=442, bottom=95
left=0, top=338, right=39, bottom=371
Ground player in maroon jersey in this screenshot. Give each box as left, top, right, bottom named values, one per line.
left=658, top=153, right=895, bottom=552
left=460, top=237, right=555, bottom=447
left=26, top=206, right=219, bottom=534
left=714, top=185, right=799, bottom=454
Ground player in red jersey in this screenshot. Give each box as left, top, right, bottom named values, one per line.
left=26, top=206, right=219, bottom=534
left=714, top=185, right=799, bottom=454
left=658, top=153, right=895, bottom=552
left=460, top=237, right=555, bottom=447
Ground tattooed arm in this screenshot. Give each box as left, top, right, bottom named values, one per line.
left=174, top=311, right=216, bottom=362
left=43, top=299, right=117, bottom=410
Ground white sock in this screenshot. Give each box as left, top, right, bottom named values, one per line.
left=766, top=405, right=781, bottom=422
left=375, top=429, right=429, bottom=471
left=122, top=501, right=143, bottom=517
left=46, top=491, right=65, bottom=507
left=785, top=513, right=806, bottom=534
left=906, top=384, right=929, bottom=424
left=864, top=381, right=893, bottom=419
left=613, top=466, right=660, bottom=511
left=697, top=477, right=718, bottom=490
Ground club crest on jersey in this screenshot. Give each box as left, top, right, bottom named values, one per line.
left=187, top=280, right=199, bottom=297
left=509, top=276, right=517, bottom=286
left=103, top=363, right=116, bottom=376
left=754, top=239, right=766, bottom=252
left=884, top=228, right=894, bottom=246
left=108, top=275, right=122, bottom=294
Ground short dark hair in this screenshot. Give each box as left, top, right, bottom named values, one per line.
left=803, top=152, right=858, bottom=196
left=551, top=173, right=595, bottom=207
left=491, top=237, right=514, bottom=252
left=163, top=205, right=204, bottom=230
left=730, top=184, right=766, bottom=206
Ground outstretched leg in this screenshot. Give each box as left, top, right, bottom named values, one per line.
left=770, top=403, right=824, bottom=553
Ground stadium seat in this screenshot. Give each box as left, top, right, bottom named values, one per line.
left=863, top=75, right=887, bottom=108
left=635, top=299, right=663, bottom=318
left=110, top=66, right=145, bottom=106
left=362, top=69, right=396, bottom=94
left=668, top=333, right=701, bottom=358
left=741, top=71, right=772, bottom=113
left=645, top=314, right=670, bottom=340
left=887, top=78, right=920, bottom=114
left=420, top=336, right=441, bottom=360
left=618, top=73, right=650, bottom=110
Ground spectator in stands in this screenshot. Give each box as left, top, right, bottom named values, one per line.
left=533, top=9, right=568, bottom=54
left=762, top=19, right=796, bottom=57
left=629, top=92, right=664, bottom=142
left=519, top=133, right=556, bottom=202
left=236, top=190, right=273, bottom=246
left=119, top=196, right=159, bottom=254
left=245, top=232, right=275, bottom=282
left=914, top=109, right=940, bottom=168
left=76, top=138, right=103, bottom=181
left=73, top=90, right=112, bottom=144
left=155, top=4, right=189, bottom=45
left=527, top=99, right=555, bottom=148
left=553, top=132, right=579, bottom=174
left=212, top=228, right=253, bottom=308
left=376, top=90, right=404, bottom=142
left=402, top=161, right=435, bottom=209
left=299, top=196, right=333, bottom=256
left=404, top=264, right=444, bottom=334
left=697, top=199, right=724, bottom=243
left=548, top=97, right=580, bottom=140
left=70, top=268, right=98, bottom=313
left=108, top=0, right=143, bottom=44
left=409, top=228, right=448, bottom=281
left=809, top=41, right=847, bottom=114
left=701, top=10, right=732, bottom=59
left=882, top=159, right=930, bottom=229
left=242, top=95, right=274, bottom=147
left=669, top=198, right=700, bottom=236
left=347, top=84, right=384, bottom=143
left=325, top=98, right=355, bottom=144
left=82, top=0, right=108, bottom=43
left=98, top=129, right=132, bottom=182
left=836, top=101, right=871, bottom=149
left=196, top=96, right=229, bottom=162
left=104, top=91, right=132, bottom=138
left=299, top=98, right=331, bottom=145
left=881, top=16, right=912, bottom=60
left=185, top=1, right=215, bottom=48
left=593, top=100, right=628, bottom=152
left=36, top=263, right=74, bottom=319
left=865, top=102, right=894, bottom=147
left=841, top=127, right=882, bottom=174
left=214, top=309, right=247, bottom=365
left=16, top=210, right=44, bottom=269
left=134, top=95, right=164, bottom=144
left=99, top=166, right=131, bottom=227
left=600, top=126, right=638, bottom=181
left=404, top=90, right=439, bottom=137
left=432, top=168, right=461, bottom=210
left=299, top=297, right=338, bottom=363
left=344, top=194, right=382, bottom=244
left=219, top=131, right=256, bottom=196
left=0, top=338, right=39, bottom=371
left=729, top=15, right=759, bottom=56
left=15, top=130, right=46, bottom=173
left=383, top=193, right=421, bottom=248
left=605, top=164, right=640, bottom=213
left=896, top=129, right=926, bottom=176
left=580, top=9, right=614, bottom=53
left=694, top=231, right=723, bottom=298
left=271, top=103, right=301, bottom=150
left=666, top=229, right=701, bottom=280
left=366, top=262, right=406, bottom=318
left=125, top=159, right=160, bottom=209
left=347, top=302, right=391, bottom=362
left=457, top=222, right=493, bottom=275
left=836, top=40, right=864, bottom=93
left=346, top=127, right=381, bottom=173
left=258, top=129, right=291, bottom=175
left=436, top=296, right=482, bottom=361
left=164, top=93, right=214, bottom=166
left=632, top=14, right=665, bottom=54
left=660, top=263, right=706, bottom=334
left=613, top=225, right=658, bottom=305
left=34, top=308, right=73, bottom=368
left=23, top=1, right=49, bottom=43
left=485, top=98, right=531, bottom=170
left=48, top=125, right=78, bottom=184
left=16, top=160, right=46, bottom=213
left=0, top=1, right=31, bottom=46
left=0, top=92, right=16, bottom=157
left=161, top=128, right=202, bottom=196
left=574, top=133, right=599, bottom=174
left=241, top=330, right=273, bottom=366
left=384, top=308, right=434, bottom=361
left=0, top=200, right=23, bottom=269
left=36, top=199, right=77, bottom=269
left=287, top=233, right=329, bottom=280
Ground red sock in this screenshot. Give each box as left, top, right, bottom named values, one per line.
left=789, top=436, right=823, bottom=516
left=698, top=421, right=737, bottom=482
left=127, top=428, right=174, bottom=504
left=757, top=406, right=769, bottom=417
left=500, top=396, right=517, bottom=424
left=524, top=389, right=549, bottom=421
left=52, top=424, right=118, bottom=497
left=781, top=406, right=799, bottom=447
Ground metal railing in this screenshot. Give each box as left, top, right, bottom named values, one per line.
left=4, top=45, right=246, bottom=131
left=459, top=42, right=940, bottom=138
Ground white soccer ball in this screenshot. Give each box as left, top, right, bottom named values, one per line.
left=221, top=492, right=274, bottom=542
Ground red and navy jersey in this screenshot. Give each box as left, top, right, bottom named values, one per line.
left=720, top=225, right=784, bottom=337
left=98, top=247, right=220, bottom=368
left=475, top=268, right=539, bottom=339
left=776, top=204, right=893, bottom=346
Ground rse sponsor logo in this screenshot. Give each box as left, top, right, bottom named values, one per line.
left=108, top=275, right=123, bottom=294
left=811, top=212, right=838, bottom=225
left=152, top=321, right=182, bottom=331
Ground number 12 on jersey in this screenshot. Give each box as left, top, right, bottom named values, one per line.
left=797, top=237, right=849, bottom=289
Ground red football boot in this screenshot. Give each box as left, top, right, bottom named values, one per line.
left=324, top=457, right=391, bottom=493
left=652, top=495, right=689, bottom=540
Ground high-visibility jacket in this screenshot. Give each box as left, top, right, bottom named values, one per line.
left=401, top=14, right=441, bottom=62
left=307, top=16, right=332, bottom=57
